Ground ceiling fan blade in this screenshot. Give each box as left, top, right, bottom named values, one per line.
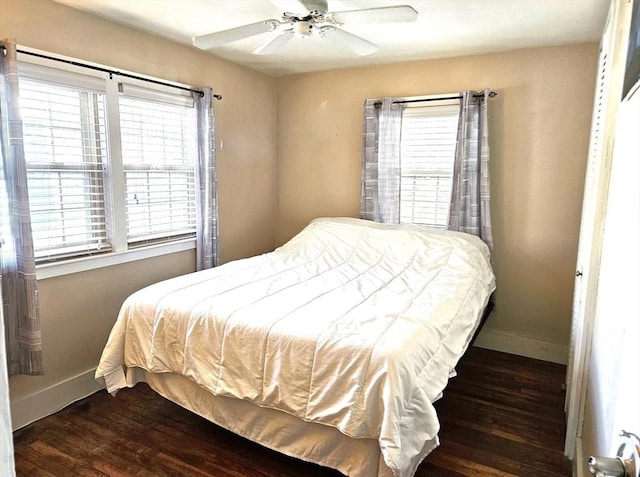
left=269, top=0, right=310, bottom=15
left=193, top=20, right=281, bottom=50
left=331, top=5, right=418, bottom=24
left=253, top=30, right=294, bottom=55
left=318, top=26, right=377, bottom=56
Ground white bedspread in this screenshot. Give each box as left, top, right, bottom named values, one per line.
left=96, top=217, right=495, bottom=477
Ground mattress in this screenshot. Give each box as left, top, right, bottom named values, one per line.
left=96, top=217, right=496, bottom=477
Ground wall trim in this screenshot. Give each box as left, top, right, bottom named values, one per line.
left=10, top=368, right=103, bottom=431
left=473, top=329, right=569, bottom=365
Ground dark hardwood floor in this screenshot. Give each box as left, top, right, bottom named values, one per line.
left=13, top=347, right=572, bottom=476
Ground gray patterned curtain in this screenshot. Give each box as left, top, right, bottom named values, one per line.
left=0, top=38, right=43, bottom=376
left=360, top=97, right=404, bottom=223
left=360, top=99, right=379, bottom=220
left=448, top=90, right=493, bottom=250
left=193, top=87, right=219, bottom=270
left=0, top=304, right=15, bottom=475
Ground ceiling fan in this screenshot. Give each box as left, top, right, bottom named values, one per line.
left=192, top=0, right=418, bottom=56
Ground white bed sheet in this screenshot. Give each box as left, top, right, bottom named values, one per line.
left=96, top=217, right=496, bottom=477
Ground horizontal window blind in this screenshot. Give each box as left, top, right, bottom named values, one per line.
left=19, top=78, right=111, bottom=261
left=400, top=103, right=460, bottom=228
left=119, top=94, right=197, bottom=246
left=16, top=55, right=201, bottom=264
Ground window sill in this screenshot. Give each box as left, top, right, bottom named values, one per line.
left=36, top=239, right=196, bottom=280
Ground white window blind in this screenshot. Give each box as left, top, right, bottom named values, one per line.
left=118, top=92, right=197, bottom=246
left=17, top=57, right=199, bottom=264
left=19, top=78, right=111, bottom=261
left=399, top=102, right=460, bottom=228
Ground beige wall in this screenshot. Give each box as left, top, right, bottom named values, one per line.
left=3, top=0, right=277, bottom=406
left=9, top=251, right=195, bottom=405
left=276, top=44, right=598, bottom=349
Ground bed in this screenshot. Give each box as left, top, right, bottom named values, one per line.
left=95, top=217, right=496, bottom=477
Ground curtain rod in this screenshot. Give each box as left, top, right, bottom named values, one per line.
left=375, top=91, right=497, bottom=106
left=5, top=47, right=222, bottom=100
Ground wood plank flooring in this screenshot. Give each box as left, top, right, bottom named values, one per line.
left=13, top=347, right=572, bottom=476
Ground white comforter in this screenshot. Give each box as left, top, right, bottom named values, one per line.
left=96, top=217, right=495, bottom=477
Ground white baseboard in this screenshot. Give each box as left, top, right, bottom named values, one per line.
left=11, top=367, right=104, bottom=431
left=473, top=329, right=569, bottom=365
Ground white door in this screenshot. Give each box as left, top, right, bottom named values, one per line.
left=564, top=0, right=622, bottom=458
left=590, top=84, right=640, bottom=469
left=564, top=0, right=639, bottom=468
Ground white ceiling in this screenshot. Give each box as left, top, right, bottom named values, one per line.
left=52, top=0, right=610, bottom=76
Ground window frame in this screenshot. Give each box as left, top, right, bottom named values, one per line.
left=397, top=98, right=461, bottom=229
left=16, top=49, right=198, bottom=280
left=117, top=85, right=198, bottom=248
left=19, top=74, right=112, bottom=260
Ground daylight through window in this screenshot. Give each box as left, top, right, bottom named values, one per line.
left=17, top=60, right=198, bottom=263
left=399, top=101, right=460, bottom=228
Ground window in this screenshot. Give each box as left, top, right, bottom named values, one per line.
left=119, top=88, right=197, bottom=247
left=17, top=60, right=197, bottom=263
left=399, top=101, right=460, bottom=228
left=363, top=93, right=492, bottom=246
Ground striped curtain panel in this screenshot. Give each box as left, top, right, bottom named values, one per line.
left=448, top=90, right=494, bottom=250
left=360, top=99, right=379, bottom=220
left=0, top=305, right=16, bottom=475
left=360, top=97, right=404, bottom=223
left=0, top=38, right=43, bottom=376
left=193, top=87, right=219, bottom=270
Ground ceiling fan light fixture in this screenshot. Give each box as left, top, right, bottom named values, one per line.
left=293, top=20, right=313, bottom=38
